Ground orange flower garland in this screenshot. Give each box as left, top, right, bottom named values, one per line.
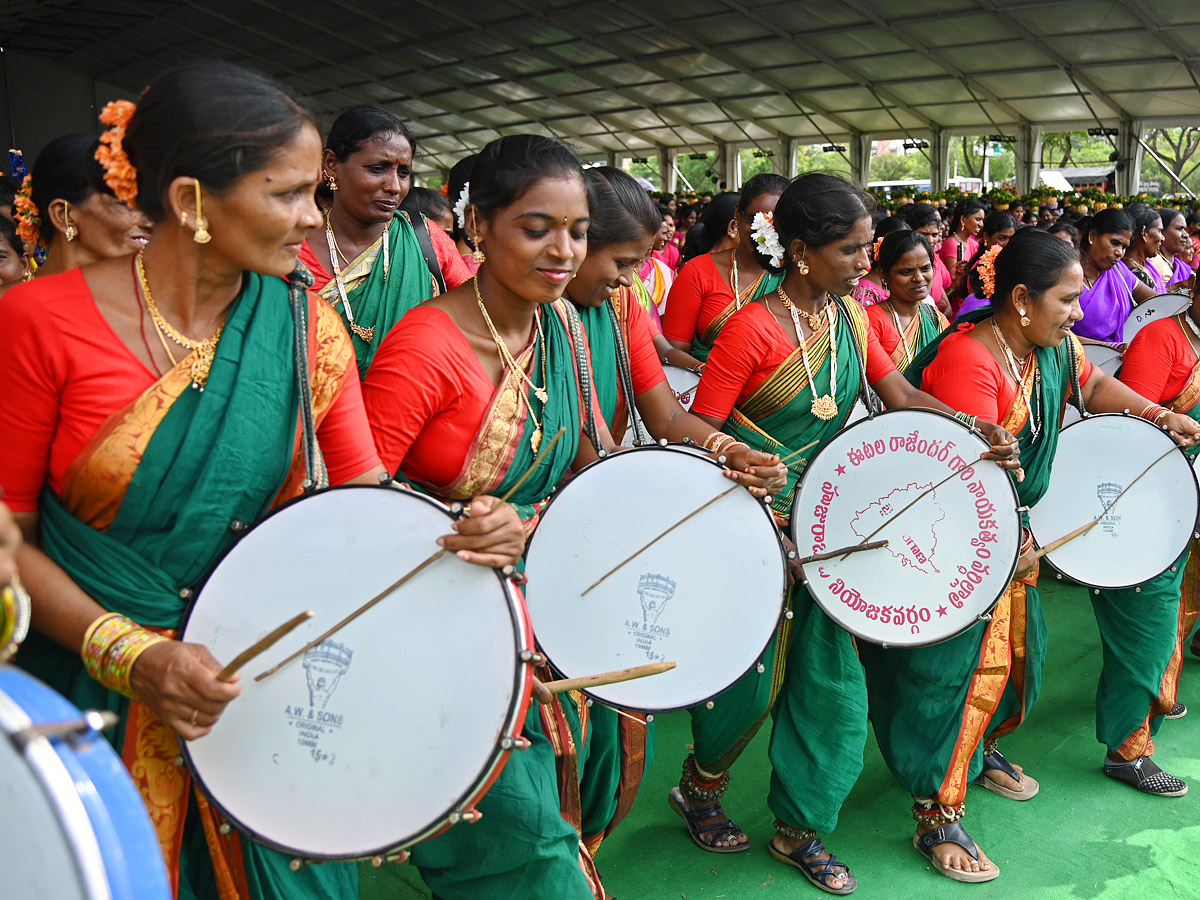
left=872, top=236, right=885, bottom=263
left=95, top=100, right=139, bottom=209
left=976, top=244, right=1003, bottom=298
left=13, top=174, right=40, bottom=250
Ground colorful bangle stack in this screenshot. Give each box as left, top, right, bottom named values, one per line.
left=81, top=611, right=168, bottom=700
left=1139, top=403, right=1171, bottom=426
left=0, top=575, right=31, bottom=664
left=1020, top=527, right=1035, bottom=557
left=703, top=431, right=739, bottom=454
left=953, top=410, right=978, bottom=430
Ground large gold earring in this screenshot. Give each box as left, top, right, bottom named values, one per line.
left=1020, top=309, right=1031, bottom=327
left=797, top=250, right=810, bottom=277
left=471, top=209, right=485, bottom=264
left=63, top=202, right=77, bottom=242
left=192, top=181, right=211, bottom=244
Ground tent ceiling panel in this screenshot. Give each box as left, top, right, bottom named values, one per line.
left=7, top=0, right=1200, bottom=176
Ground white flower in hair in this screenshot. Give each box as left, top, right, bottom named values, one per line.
left=750, top=210, right=785, bottom=268
left=453, top=181, right=471, bottom=230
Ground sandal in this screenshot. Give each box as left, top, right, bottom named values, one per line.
left=768, top=836, right=857, bottom=895
left=912, top=822, right=1000, bottom=884
left=972, top=745, right=1039, bottom=800
left=1104, top=756, right=1188, bottom=796
left=668, top=786, right=750, bottom=853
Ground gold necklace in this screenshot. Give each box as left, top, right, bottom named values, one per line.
left=776, top=287, right=838, bottom=420
left=473, top=276, right=549, bottom=452
left=136, top=250, right=222, bottom=391
left=323, top=213, right=389, bottom=343
left=729, top=249, right=739, bottom=303
left=990, top=317, right=1041, bottom=439
left=885, top=300, right=914, bottom=369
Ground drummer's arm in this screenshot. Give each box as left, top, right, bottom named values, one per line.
left=1131, top=278, right=1157, bottom=304
left=10, top=510, right=239, bottom=740
left=655, top=332, right=704, bottom=373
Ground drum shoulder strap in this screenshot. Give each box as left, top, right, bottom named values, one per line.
left=1065, top=334, right=1087, bottom=418
left=406, top=211, right=448, bottom=295
left=559, top=299, right=604, bottom=452
left=288, top=264, right=328, bottom=493
left=832, top=295, right=883, bottom=415
left=606, top=298, right=650, bottom=446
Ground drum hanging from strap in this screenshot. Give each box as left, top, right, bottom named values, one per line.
left=180, top=485, right=535, bottom=861
left=622, top=364, right=701, bottom=446
left=790, top=408, right=1022, bottom=647
left=1029, top=413, right=1199, bottom=588
left=524, top=446, right=787, bottom=711
left=1123, top=293, right=1192, bottom=344
left=0, top=667, right=171, bottom=900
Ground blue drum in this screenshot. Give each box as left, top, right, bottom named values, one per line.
left=0, top=666, right=170, bottom=900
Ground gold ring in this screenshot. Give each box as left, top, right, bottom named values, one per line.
left=191, top=708, right=199, bottom=726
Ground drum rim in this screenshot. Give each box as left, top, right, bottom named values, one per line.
left=790, top=406, right=1022, bottom=648
left=178, top=483, right=533, bottom=861
left=1123, top=292, right=1193, bottom=343
left=524, top=443, right=789, bottom=711
left=1031, top=412, right=1200, bottom=590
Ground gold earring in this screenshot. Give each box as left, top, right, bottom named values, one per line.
left=328, top=175, right=338, bottom=192
left=1020, top=310, right=1031, bottom=327
left=192, top=181, right=211, bottom=244
left=797, top=251, right=810, bottom=276
left=180, top=211, right=189, bottom=228
left=473, top=243, right=486, bottom=265
left=63, top=203, right=77, bottom=241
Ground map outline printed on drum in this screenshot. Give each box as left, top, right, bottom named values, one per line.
left=849, top=483, right=946, bottom=575
left=626, top=572, right=676, bottom=661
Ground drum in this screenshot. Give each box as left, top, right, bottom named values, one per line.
left=1123, top=293, right=1192, bottom=344
left=790, top=409, right=1022, bottom=647
left=1029, top=414, right=1199, bottom=588
left=1084, top=344, right=1123, bottom=377
left=524, top=446, right=787, bottom=711
left=180, top=485, right=535, bottom=860
left=0, top=667, right=170, bottom=900
left=621, top=364, right=701, bottom=446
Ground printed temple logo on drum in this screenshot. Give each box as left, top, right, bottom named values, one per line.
left=303, top=640, right=353, bottom=710
left=1097, top=482, right=1123, bottom=536
left=624, top=573, right=676, bottom=661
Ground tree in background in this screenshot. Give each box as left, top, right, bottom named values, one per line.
left=1143, top=127, right=1200, bottom=195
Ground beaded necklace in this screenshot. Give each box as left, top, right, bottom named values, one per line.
left=324, top=212, right=388, bottom=343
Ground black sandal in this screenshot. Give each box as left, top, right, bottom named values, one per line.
left=768, top=836, right=857, bottom=895
left=972, top=743, right=1039, bottom=800
left=668, top=786, right=750, bottom=852
left=913, top=821, right=1000, bottom=883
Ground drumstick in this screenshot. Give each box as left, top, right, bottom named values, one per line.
left=256, top=430, right=568, bottom=681
left=1035, top=444, right=1182, bottom=559
left=217, top=610, right=313, bottom=682
left=534, top=661, right=676, bottom=701
left=796, top=539, right=888, bottom=566
left=839, top=455, right=986, bottom=560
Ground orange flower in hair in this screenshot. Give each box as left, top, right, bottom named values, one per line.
left=976, top=244, right=1003, bottom=299
left=13, top=174, right=41, bottom=251
left=95, top=100, right=139, bottom=209
left=873, top=236, right=885, bottom=263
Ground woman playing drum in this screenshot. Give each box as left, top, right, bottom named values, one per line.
left=681, top=173, right=1018, bottom=893
left=362, top=135, right=624, bottom=900
left=0, top=63, right=521, bottom=900
left=864, top=230, right=949, bottom=373
left=662, top=175, right=788, bottom=364
left=298, top=106, right=470, bottom=378
left=1096, top=273, right=1200, bottom=795
left=896, top=228, right=1200, bottom=881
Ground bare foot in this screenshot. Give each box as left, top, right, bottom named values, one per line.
left=679, top=789, right=748, bottom=849
left=916, top=822, right=996, bottom=875
left=772, top=832, right=849, bottom=891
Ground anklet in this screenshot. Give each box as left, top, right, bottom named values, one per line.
left=773, top=819, right=817, bottom=841
left=912, top=797, right=965, bottom=826
left=680, top=754, right=730, bottom=802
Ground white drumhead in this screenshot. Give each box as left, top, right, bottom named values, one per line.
left=665, top=364, right=701, bottom=411
left=524, top=447, right=786, bottom=710
left=0, top=693, right=95, bottom=900
left=792, top=409, right=1021, bottom=647
left=182, top=486, right=528, bottom=859
left=1029, top=414, right=1199, bottom=588
left=1084, top=344, right=1122, bottom=377
left=1124, top=293, right=1192, bottom=344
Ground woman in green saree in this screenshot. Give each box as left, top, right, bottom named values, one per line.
left=0, top=64, right=525, bottom=900
left=884, top=228, right=1200, bottom=882
left=299, top=106, right=471, bottom=378
left=684, top=173, right=1021, bottom=893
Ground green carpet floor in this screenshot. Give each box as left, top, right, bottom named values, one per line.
left=360, top=580, right=1200, bottom=899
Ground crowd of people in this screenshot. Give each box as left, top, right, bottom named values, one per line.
left=2, top=60, right=1200, bottom=899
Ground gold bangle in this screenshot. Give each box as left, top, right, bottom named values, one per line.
left=80, top=611, right=122, bottom=656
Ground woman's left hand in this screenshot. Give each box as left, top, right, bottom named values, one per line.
left=720, top=445, right=788, bottom=499
left=1160, top=412, right=1200, bottom=448
left=974, top=419, right=1025, bottom=482
left=438, top=495, right=526, bottom=568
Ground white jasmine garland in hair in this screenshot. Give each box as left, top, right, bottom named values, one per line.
left=750, top=211, right=785, bottom=268
left=453, top=181, right=471, bottom=230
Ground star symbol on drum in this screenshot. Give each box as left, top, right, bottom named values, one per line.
left=835, top=464, right=846, bottom=476
left=937, top=605, right=948, bottom=617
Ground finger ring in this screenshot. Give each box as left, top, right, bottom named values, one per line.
left=191, top=708, right=200, bottom=726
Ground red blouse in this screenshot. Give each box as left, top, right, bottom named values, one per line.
left=692, top=301, right=895, bottom=422
left=1119, top=317, right=1197, bottom=405
left=298, top=223, right=470, bottom=293
left=919, top=326, right=1093, bottom=423
left=661, top=253, right=734, bottom=345
left=616, top=290, right=668, bottom=397
left=0, top=269, right=379, bottom=512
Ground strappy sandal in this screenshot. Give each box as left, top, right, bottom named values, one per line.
left=913, top=822, right=1000, bottom=884
left=972, top=745, right=1039, bottom=800
left=668, top=786, right=750, bottom=853
left=768, top=836, right=857, bottom=895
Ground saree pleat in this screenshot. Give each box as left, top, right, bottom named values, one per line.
left=19, top=282, right=358, bottom=900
